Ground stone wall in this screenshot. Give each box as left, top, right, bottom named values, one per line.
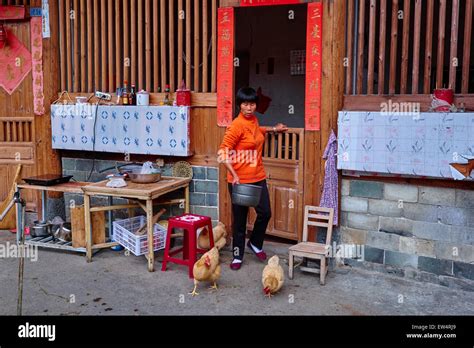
left=61, top=158, right=219, bottom=226
left=340, top=179, right=474, bottom=287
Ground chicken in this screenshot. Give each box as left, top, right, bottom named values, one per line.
left=189, top=247, right=220, bottom=296
left=262, top=255, right=284, bottom=298
left=197, top=222, right=227, bottom=250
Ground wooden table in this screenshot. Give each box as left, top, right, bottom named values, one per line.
left=82, top=176, right=191, bottom=271
left=16, top=182, right=94, bottom=252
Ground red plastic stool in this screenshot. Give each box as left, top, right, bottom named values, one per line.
left=161, top=213, right=214, bottom=278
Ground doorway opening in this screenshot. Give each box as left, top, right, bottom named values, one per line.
left=234, top=4, right=307, bottom=128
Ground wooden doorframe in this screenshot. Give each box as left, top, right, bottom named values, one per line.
left=220, top=0, right=317, bottom=7
left=218, top=0, right=345, bottom=241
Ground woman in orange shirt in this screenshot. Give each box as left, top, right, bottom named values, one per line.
left=218, top=87, right=287, bottom=270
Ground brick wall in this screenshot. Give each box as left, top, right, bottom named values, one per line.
left=340, top=179, right=474, bottom=287
left=61, top=158, right=219, bottom=226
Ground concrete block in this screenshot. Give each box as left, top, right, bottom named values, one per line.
left=189, top=181, right=195, bottom=193
left=368, top=199, right=403, bottom=218
left=341, top=179, right=350, bottom=196
left=459, top=226, right=474, bottom=245
left=384, top=250, right=418, bottom=268
left=418, top=256, right=453, bottom=276
left=455, top=190, right=474, bottom=209
left=414, top=238, right=436, bottom=257
left=434, top=242, right=474, bottom=263
left=162, top=165, right=173, bottom=176
left=68, top=171, right=87, bottom=182
left=419, top=186, right=456, bottom=206
left=349, top=180, right=384, bottom=199
left=62, top=158, right=76, bottom=171
left=192, top=206, right=218, bottom=220
left=340, top=226, right=368, bottom=245
left=75, top=158, right=95, bottom=172
left=192, top=166, right=206, bottom=179
left=190, top=193, right=206, bottom=206
left=438, top=207, right=469, bottom=226
left=362, top=246, right=384, bottom=264
left=96, top=160, right=118, bottom=173
left=402, top=203, right=439, bottom=223
left=341, top=196, right=368, bottom=213
left=346, top=213, right=379, bottom=230
left=453, top=262, right=474, bottom=281
left=206, top=167, right=218, bottom=180
left=194, top=180, right=218, bottom=194
left=412, top=221, right=452, bottom=242
left=340, top=212, right=348, bottom=226
left=384, top=183, right=418, bottom=203
left=399, top=236, right=416, bottom=254
left=206, top=193, right=218, bottom=207
left=366, top=231, right=400, bottom=251
left=379, top=217, right=414, bottom=236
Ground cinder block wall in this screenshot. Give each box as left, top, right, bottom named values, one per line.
left=340, top=179, right=474, bottom=286
left=61, top=158, right=219, bottom=226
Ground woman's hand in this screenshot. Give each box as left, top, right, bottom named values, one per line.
left=272, top=123, right=288, bottom=133
left=232, top=174, right=240, bottom=185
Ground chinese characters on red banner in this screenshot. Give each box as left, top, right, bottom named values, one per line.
left=217, top=8, right=234, bottom=127
left=305, top=2, right=323, bottom=131
left=31, top=17, right=45, bottom=115
left=240, top=0, right=300, bottom=6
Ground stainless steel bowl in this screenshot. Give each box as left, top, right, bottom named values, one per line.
left=128, top=172, right=162, bottom=184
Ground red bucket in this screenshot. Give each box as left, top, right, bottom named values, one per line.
left=176, top=80, right=191, bottom=106
left=433, top=88, right=454, bottom=112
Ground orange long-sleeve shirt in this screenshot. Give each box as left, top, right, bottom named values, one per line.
left=218, top=113, right=267, bottom=184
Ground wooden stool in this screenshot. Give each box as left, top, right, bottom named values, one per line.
left=161, top=213, right=214, bottom=278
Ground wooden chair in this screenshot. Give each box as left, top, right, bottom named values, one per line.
left=288, top=206, right=334, bottom=285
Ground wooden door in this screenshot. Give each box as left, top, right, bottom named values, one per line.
left=247, top=128, right=304, bottom=240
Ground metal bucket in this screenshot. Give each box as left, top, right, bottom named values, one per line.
left=231, top=183, right=262, bottom=207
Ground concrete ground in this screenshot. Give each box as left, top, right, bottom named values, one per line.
left=0, top=230, right=473, bottom=316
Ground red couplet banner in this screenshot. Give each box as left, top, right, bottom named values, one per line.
left=240, top=0, right=301, bottom=6
left=305, top=2, right=323, bottom=131
left=217, top=7, right=235, bottom=127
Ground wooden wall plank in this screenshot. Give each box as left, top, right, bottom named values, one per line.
left=80, top=0, right=86, bottom=91
left=186, top=0, right=191, bottom=89
left=412, top=0, right=422, bottom=94
left=108, top=0, right=114, bottom=92
left=153, top=0, right=159, bottom=91
left=345, top=0, right=354, bottom=94
left=436, top=0, right=447, bottom=90
left=367, top=0, right=376, bottom=94
left=65, top=0, right=72, bottom=90
left=124, top=0, right=130, bottom=85
left=423, top=0, right=434, bottom=94
left=160, top=0, right=166, bottom=89
left=93, top=0, right=99, bottom=90
left=400, top=0, right=410, bottom=94
left=87, top=0, right=93, bottom=92
left=202, top=0, right=208, bottom=92
left=138, top=0, right=143, bottom=90
left=449, top=0, right=459, bottom=91
left=388, top=0, right=399, bottom=94
left=169, top=0, right=175, bottom=91
left=462, top=0, right=473, bottom=93
left=178, top=0, right=184, bottom=88
left=131, top=0, right=137, bottom=86
left=378, top=0, right=387, bottom=94
left=101, top=0, right=107, bottom=90
left=194, top=0, right=201, bottom=92
left=116, top=0, right=122, bottom=91
left=356, top=0, right=365, bottom=94
left=59, top=0, right=66, bottom=91
left=73, top=0, right=79, bottom=92
left=145, top=0, right=151, bottom=91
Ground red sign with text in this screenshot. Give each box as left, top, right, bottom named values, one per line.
left=305, top=2, right=323, bottom=131
left=217, top=8, right=235, bottom=127
left=240, top=0, right=300, bottom=6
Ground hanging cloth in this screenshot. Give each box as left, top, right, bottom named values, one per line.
left=319, top=130, right=338, bottom=226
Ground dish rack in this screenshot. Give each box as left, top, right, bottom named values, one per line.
left=113, top=216, right=167, bottom=256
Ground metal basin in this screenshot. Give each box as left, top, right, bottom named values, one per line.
left=231, top=183, right=262, bottom=207
left=128, top=172, right=161, bottom=184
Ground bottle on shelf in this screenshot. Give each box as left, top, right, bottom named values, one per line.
left=122, top=80, right=129, bottom=105
left=130, top=84, right=137, bottom=105
left=164, top=84, right=172, bottom=106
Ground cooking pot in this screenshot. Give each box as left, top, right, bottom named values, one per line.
left=231, top=183, right=262, bottom=207
left=31, top=221, right=52, bottom=238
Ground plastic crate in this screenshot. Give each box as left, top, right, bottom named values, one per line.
left=113, top=216, right=167, bottom=256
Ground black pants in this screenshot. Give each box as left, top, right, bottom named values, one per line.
left=228, top=180, right=271, bottom=260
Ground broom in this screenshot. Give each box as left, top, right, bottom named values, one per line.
left=0, top=164, right=22, bottom=230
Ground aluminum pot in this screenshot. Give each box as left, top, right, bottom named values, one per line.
left=31, top=221, right=52, bottom=238
left=231, top=183, right=262, bottom=207
left=128, top=172, right=161, bottom=184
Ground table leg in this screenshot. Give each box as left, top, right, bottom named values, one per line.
left=146, top=199, right=154, bottom=272
left=41, top=190, right=48, bottom=223
left=108, top=196, right=113, bottom=240
left=185, top=185, right=190, bottom=214
left=84, top=194, right=93, bottom=262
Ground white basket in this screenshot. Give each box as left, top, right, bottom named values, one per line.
left=113, top=215, right=167, bottom=256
